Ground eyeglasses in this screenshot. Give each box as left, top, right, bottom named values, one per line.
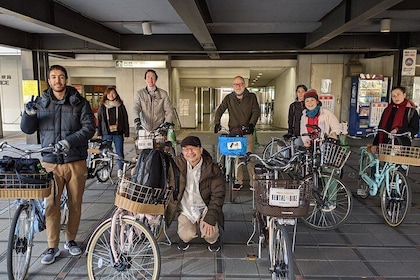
left=181, top=146, right=200, bottom=152
left=233, top=83, right=245, bottom=87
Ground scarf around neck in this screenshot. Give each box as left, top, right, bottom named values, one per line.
left=378, top=99, right=408, bottom=143
left=306, top=104, right=321, bottom=118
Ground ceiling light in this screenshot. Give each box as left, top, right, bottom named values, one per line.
left=380, top=19, right=391, bottom=33
left=142, top=22, right=152, bottom=35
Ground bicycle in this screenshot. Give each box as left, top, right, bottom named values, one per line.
left=246, top=153, right=312, bottom=280
left=297, top=125, right=353, bottom=230
left=135, top=123, right=176, bottom=156
left=87, top=138, right=115, bottom=183
left=357, top=128, right=415, bottom=227
left=85, top=149, right=173, bottom=280
left=262, top=134, right=297, bottom=161
left=216, top=126, right=249, bottom=203
left=0, top=142, right=66, bottom=280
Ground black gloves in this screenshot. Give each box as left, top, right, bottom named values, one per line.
left=214, top=123, right=221, bottom=133
left=134, top=118, right=142, bottom=130
left=163, top=122, right=173, bottom=128
left=25, top=95, right=38, bottom=116
left=248, top=124, right=255, bottom=135
left=54, top=140, right=70, bottom=153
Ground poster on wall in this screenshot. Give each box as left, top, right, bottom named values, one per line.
left=319, top=94, right=334, bottom=112
left=179, top=99, right=190, bottom=116
left=22, top=80, right=39, bottom=103
left=369, top=102, right=388, bottom=127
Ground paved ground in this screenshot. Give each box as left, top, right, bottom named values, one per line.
left=0, top=131, right=419, bottom=279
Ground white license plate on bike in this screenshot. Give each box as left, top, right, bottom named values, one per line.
left=136, top=139, right=153, bottom=149
left=269, top=188, right=300, bottom=207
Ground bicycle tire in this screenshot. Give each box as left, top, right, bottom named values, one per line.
left=380, top=169, right=411, bottom=227
left=263, top=138, right=289, bottom=160
left=7, top=203, right=33, bottom=280
left=86, top=217, right=160, bottom=280
left=269, top=221, right=294, bottom=280
left=60, top=190, right=68, bottom=230
left=96, top=159, right=113, bottom=183
left=228, top=157, right=236, bottom=203
left=301, top=173, right=353, bottom=230
left=358, top=148, right=373, bottom=199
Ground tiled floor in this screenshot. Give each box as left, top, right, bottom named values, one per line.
left=0, top=131, right=419, bottom=279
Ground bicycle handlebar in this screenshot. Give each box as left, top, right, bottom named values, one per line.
left=366, top=128, right=411, bottom=138
left=0, top=141, right=63, bottom=157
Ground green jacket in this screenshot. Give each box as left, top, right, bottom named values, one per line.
left=214, top=89, right=261, bottom=132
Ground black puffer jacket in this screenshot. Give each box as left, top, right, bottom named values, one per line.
left=166, top=149, right=225, bottom=228
left=21, top=86, right=95, bottom=164
left=288, top=101, right=304, bottom=136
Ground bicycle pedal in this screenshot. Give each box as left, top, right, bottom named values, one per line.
left=356, top=189, right=367, bottom=196
left=246, top=252, right=257, bottom=261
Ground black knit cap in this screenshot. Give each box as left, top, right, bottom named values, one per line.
left=181, top=136, right=202, bottom=147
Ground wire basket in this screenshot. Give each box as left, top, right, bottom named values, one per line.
left=0, top=172, right=53, bottom=198
left=379, top=144, right=420, bottom=166
left=115, top=178, right=172, bottom=214
left=321, top=142, right=351, bottom=170
left=254, top=179, right=312, bottom=218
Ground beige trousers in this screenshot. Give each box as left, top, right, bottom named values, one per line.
left=43, top=160, right=87, bottom=248
left=177, top=213, right=219, bottom=244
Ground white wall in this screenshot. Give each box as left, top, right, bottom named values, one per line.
left=272, top=67, right=296, bottom=129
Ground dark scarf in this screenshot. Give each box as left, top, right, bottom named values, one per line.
left=378, top=99, right=408, bottom=143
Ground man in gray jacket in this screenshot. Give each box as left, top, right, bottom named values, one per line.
left=133, top=69, right=174, bottom=132
left=21, top=65, right=95, bottom=265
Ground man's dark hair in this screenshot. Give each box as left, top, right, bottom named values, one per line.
left=144, top=69, right=158, bottom=80
left=48, top=65, right=68, bottom=79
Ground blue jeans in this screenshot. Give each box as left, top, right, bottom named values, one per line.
left=102, top=134, right=124, bottom=170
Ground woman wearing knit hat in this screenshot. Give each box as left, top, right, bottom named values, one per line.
left=300, top=89, right=341, bottom=147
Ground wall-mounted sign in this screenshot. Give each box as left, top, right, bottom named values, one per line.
left=115, top=60, right=166, bottom=68
left=401, top=49, right=417, bottom=76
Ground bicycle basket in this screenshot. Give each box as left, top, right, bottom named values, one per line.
left=379, top=144, right=420, bottom=166
left=115, top=178, right=172, bottom=214
left=321, top=142, right=351, bottom=170
left=0, top=172, right=53, bottom=198
left=255, top=179, right=312, bottom=218
left=218, top=135, right=247, bottom=156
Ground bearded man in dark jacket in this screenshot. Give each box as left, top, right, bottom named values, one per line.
left=166, top=136, right=225, bottom=252
left=21, top=65, right=95, bottom=265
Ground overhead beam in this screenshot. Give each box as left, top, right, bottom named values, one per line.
left=0, top=25, right=38, bottom=49
left=305, top=0, right=403, bottom=49
left=0, top=0, right=120, bottom=50
left=168, top=0, right=220, bottom=59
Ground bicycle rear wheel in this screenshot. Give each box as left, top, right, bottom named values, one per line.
left=87, top=217, right=160, bottom=280
left=358, top=148, right=373, bottom=199
left=380, top=169, right=411, bottom=227
left=263, top=138, right=289, bottom=160
left=269, top=220, right=293, bottom=280
left=7, top=203, right=33, bottom=280
left=301, top=173, right=352, bottom=230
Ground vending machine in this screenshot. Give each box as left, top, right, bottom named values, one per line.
left=349, top=74, right=390, bottom=136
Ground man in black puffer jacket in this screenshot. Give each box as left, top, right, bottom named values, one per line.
left=21, top=65, right=95, bottom=265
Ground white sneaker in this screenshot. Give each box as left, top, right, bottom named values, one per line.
left=117, top=169, right=123, bottom=178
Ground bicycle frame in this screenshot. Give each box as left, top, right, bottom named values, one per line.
left=359, top=147, right=399, bottom=197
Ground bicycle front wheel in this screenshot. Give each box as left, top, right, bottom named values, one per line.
left=381, top=169, right=411, bottom=227
left=301, top=174, right=353, bottom=230
left=7, top=203, right=33, bottom=280
left=96, top=160, right=113, bottom=183
left=86, top=218, right=160, bottom=280
left=269, top=221, right=293, bottom=280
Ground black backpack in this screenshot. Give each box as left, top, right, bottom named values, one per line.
left=131, top=149, right=179, bottom=203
